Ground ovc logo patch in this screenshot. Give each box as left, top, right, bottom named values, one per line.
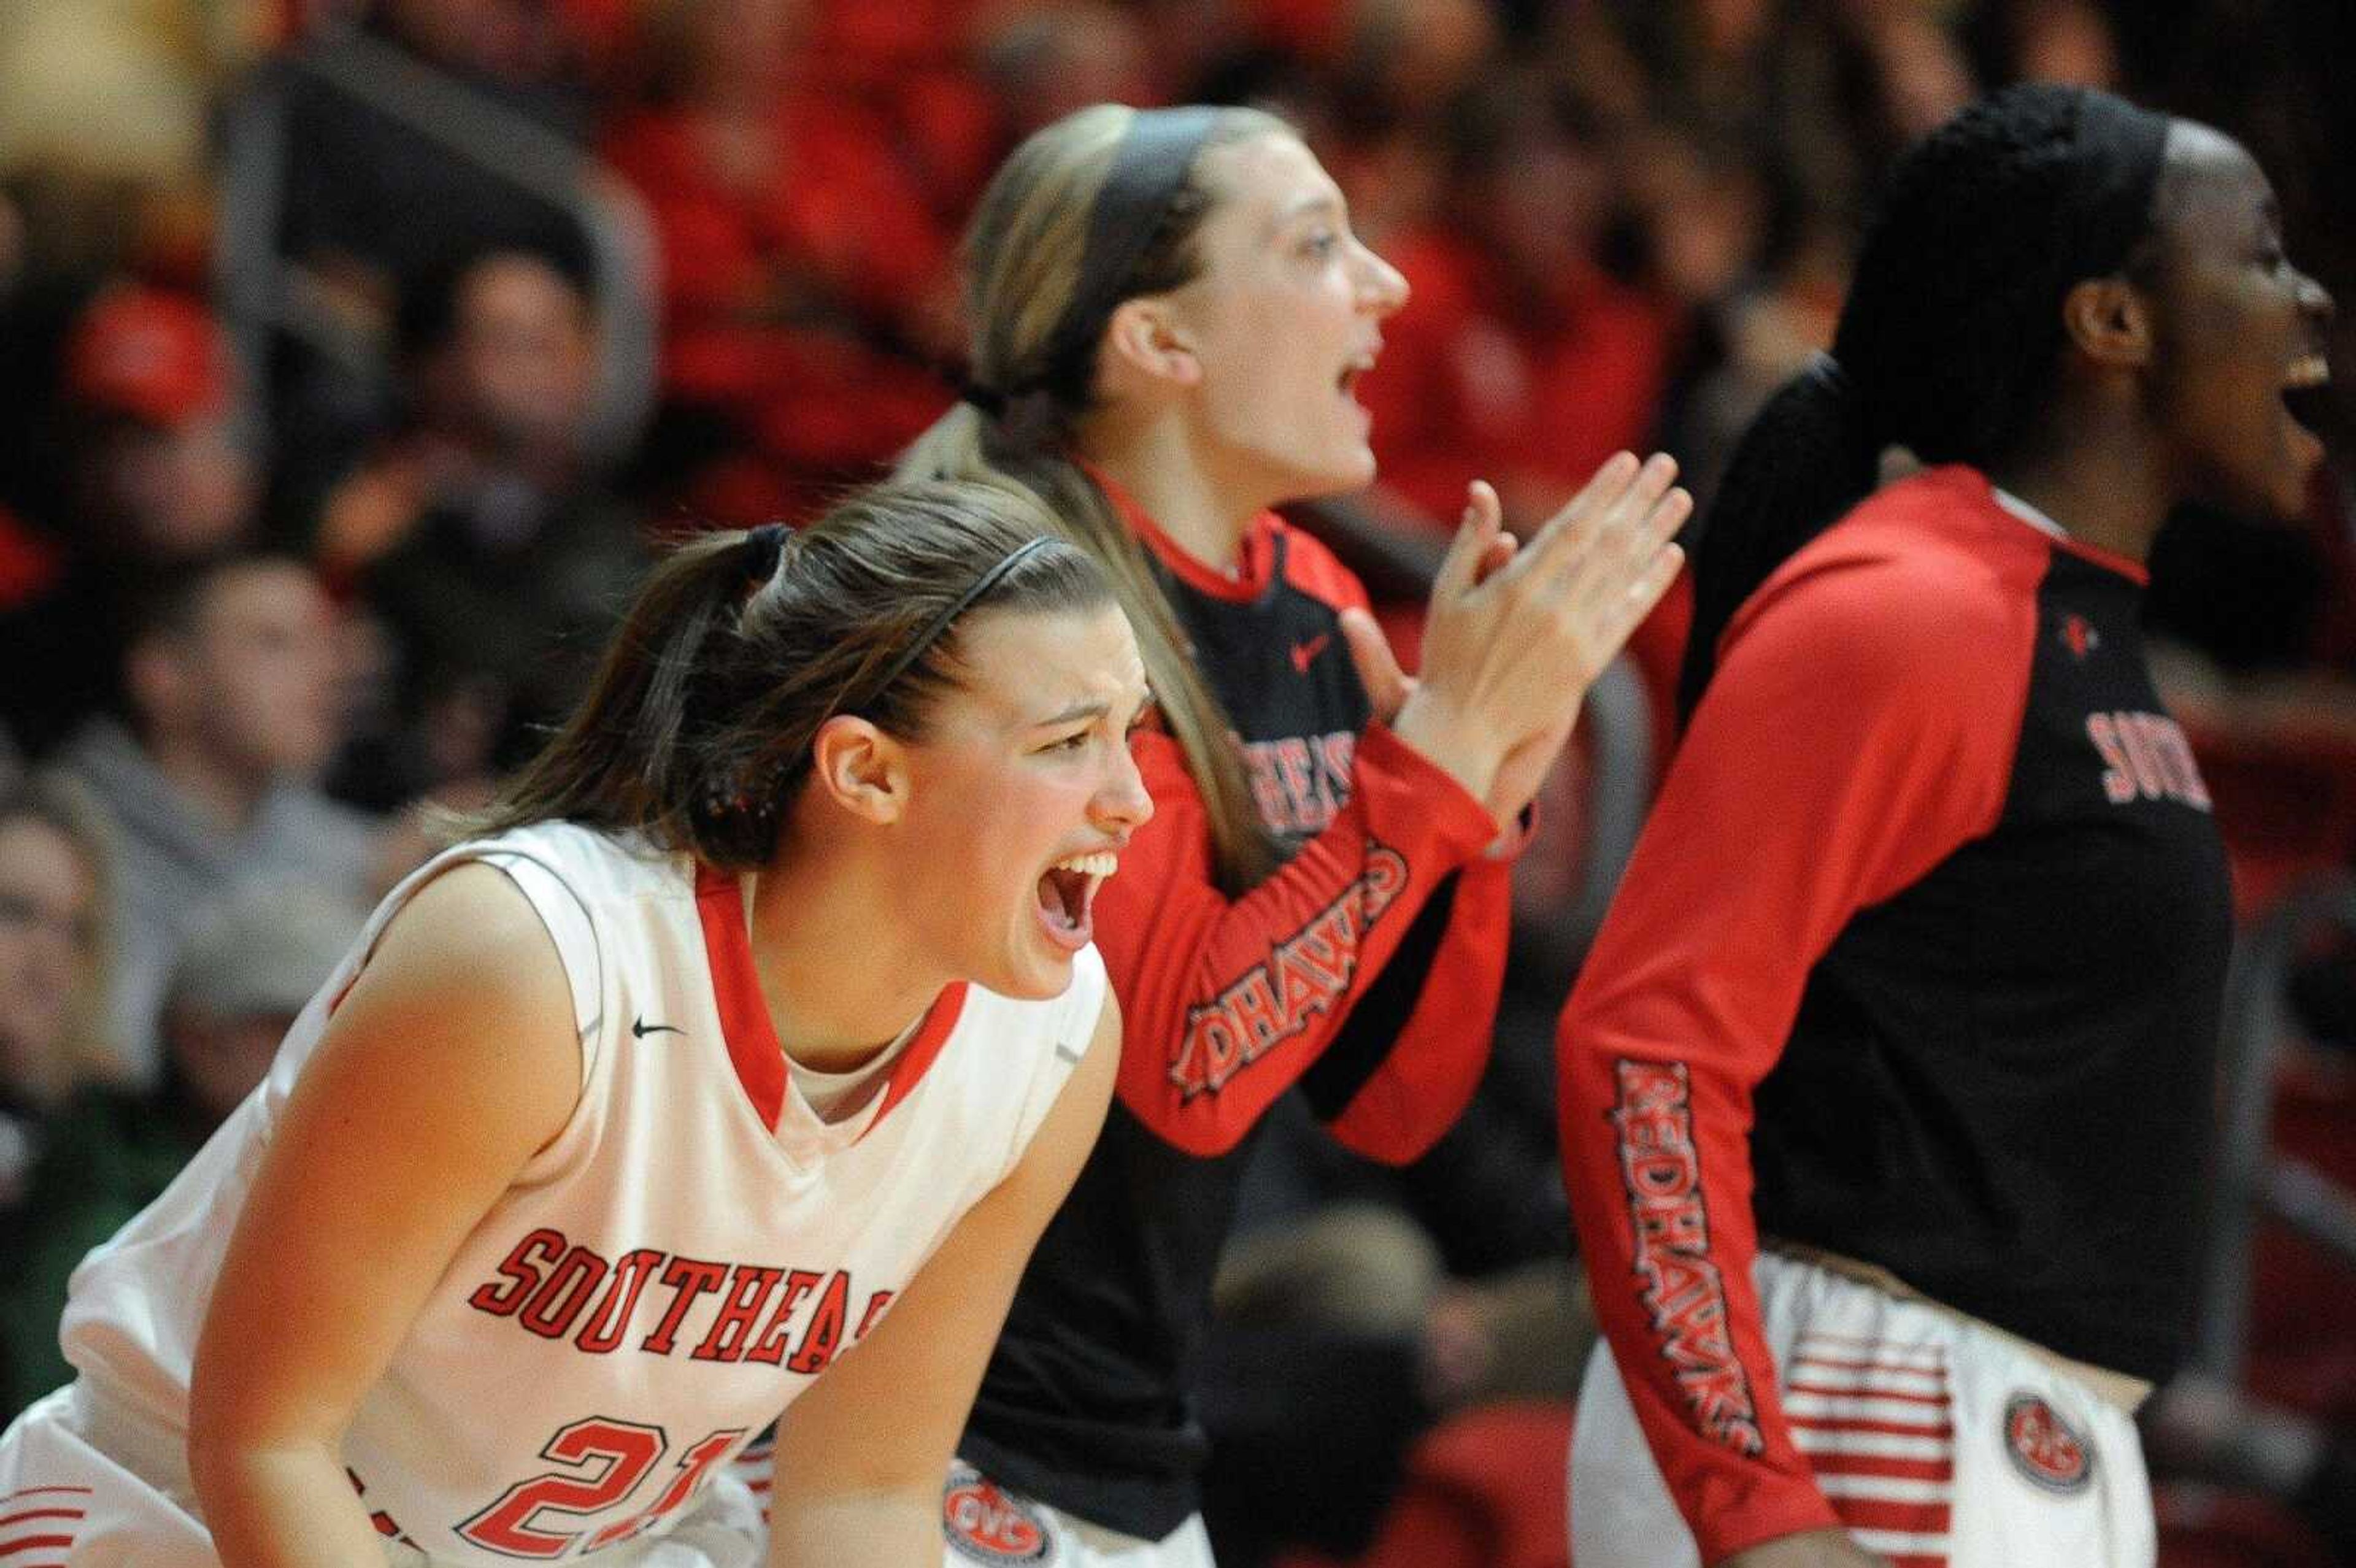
left=944, top=1463, right=1057, bottom=1563
left=2002, top=1392, right=2095, bottom=1494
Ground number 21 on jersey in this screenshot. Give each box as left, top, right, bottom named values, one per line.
left=456, top=1417, right=746, bottom=1558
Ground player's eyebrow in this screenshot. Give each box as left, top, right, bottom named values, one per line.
left=1033, top=699, right=1111, bottom=728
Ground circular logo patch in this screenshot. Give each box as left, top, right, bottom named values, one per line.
left=943, top=1463, right=1055, bottom=1563
left=2002, top=1392, right=2095, bottom=1494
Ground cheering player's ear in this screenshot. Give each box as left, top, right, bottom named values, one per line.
left=807, top=716, right=909, bottom=826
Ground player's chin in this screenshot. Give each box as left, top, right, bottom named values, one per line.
left=996, top=956, right=1077, bottom=1003
left=1284, top=444, right=1377, bottom=502
left=987, top=928, right=1080, bottom=1002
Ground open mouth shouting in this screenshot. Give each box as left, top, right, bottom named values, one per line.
left=2282, top=342, right=2333, bottom=472
left=1035, top=849, right=1118, bottom=951
left=1338, top=340, right=1381, bottom=415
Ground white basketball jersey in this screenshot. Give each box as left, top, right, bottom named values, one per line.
left=58, top=823, right=1104, bottom=1563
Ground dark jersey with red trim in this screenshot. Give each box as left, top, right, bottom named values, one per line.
left=960, top=494, right=1515, bottom=1538
left=1555, top=466, right=2232, bottom=1562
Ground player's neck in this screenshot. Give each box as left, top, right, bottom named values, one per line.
left=1988, top=407, right=2173, bottom=566
left=1080, top=423, right=1263, bottom=575
left=741, top=856, right=947, bottom=1077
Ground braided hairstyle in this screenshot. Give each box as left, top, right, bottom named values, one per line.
left=1679, top=83, right=2173, bottom=719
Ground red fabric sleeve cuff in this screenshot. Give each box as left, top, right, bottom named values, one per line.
left=1693, top=1491, right=1847, bottom=1566
left=1350, top=721, right=1499, bottom=860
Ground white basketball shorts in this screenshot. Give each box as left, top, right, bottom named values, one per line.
left=1569, top=1251, right=2156, bottom=1568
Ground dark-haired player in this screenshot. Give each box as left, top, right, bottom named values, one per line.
left=0, top=483, right=1147, bottom=1566
left=1556, top=84, right=2333, bottom=1568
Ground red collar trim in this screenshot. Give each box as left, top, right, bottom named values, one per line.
left=693, top=865, right=966, bottom=1135
left=865, top=983, right=966, bottom=1134
left=1079, top=458, right=1279, bottom=603
left=2048, top=533, right=2150, bottom=586
left=1947, top=467, right=2152, bottom=587
left=695, top=866, right=788, bottom=1130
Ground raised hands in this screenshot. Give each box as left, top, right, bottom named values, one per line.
left=1357, top=453, right=1688, bottom=826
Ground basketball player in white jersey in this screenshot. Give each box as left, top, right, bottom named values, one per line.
left=0, top=480, right=1152, bottom=1566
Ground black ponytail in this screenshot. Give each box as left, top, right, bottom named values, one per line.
left=1676, top=356, right=1882, bottom=718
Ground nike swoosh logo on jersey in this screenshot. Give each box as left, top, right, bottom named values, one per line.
left=633, top=1016, right=685, bottom=1039
left=1290, top=633, right=1331, bottom=674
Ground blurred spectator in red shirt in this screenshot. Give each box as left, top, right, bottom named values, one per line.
left=602, top=0, right=957, bottom=522
left=1365, top=83, right=1678, bottom=537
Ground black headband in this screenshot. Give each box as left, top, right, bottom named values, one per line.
left=857, top=535, right=1060, bottom=710
left=743, top=521, right=789, bottom=586
left=2061, top=89, right=2172, bottom=283
left=1030, top=106, right=1223, bottom=407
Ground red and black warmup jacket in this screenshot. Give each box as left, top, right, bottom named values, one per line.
left=1555, top=466, right=2233, bottom=1563
left=958, top=483, right=1515, bottom=1537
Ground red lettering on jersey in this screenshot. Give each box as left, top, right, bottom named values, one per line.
left=2162, top=721, right=2212, bottom=809
left=2139, top=714, right=2212, bottom=809
left=1225, top=970, right=1288, bottom=1058
left=855, top=1289, right=896, bottom=1340
left=2119, top=713, right=2168, bottom=799
left=1168, top=845, right=1409, bottom=1099
left=785, top=1271, right=850, bottom=1375
left=1191, top=1012, right=1244, bottom=1089
left=2086, top=713, right=2135, bottom=804
left=638, top=1257, right=726, bottom=1355
left=2086, top=711, right=2212, bottom=811
left=468, top=1228, right=569, bottom=1318
left=575, top=1248, right=666, bottom=1354
left=1275, top=912, right=1355, bottom=1003
left=1361, top=844, right=1406, bottom=918
left=1319, top=730, right=1357, bottom=796
left=1245, top=743, right=1289, bottom=830
left=744, top=1269, right=824, bottom=1366
left=1271, top=739, right=1319, bottom=833
left=1238, top=731, right=1357, bottom=836
left=519, top=1245, right=610, bottom=1340
left=693, top=1265, right=785, bottom=1362
left=1611, top=1060, right=1764, bottom=1459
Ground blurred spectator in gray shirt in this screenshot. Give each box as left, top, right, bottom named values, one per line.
left=44, top=550, right=379, bottom=1078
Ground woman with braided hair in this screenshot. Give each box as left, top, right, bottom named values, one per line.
left=863, top=103, right=1688, bottom=1567
left=0, top=480, right=1156, bottom=1565
left=1557, top=83, right=2334, bottom=1568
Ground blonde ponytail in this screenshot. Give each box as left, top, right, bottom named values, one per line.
left=901, top=103, right=1296, bottom=896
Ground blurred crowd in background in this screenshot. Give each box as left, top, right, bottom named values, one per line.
left=1, top=2, right=2353, bottom=1564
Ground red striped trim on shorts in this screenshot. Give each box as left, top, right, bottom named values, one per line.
left=0, top=1485, right=89, bottom=1567
left=1785, top=1332, right=1954, bottom=1568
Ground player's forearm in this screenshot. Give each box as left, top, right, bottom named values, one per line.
left=767, top=1485, right=940, bottom=1567
left=188, top=1436, right=391, bottom=1566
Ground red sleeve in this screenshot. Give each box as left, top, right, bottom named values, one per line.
left=1553, top=540, right=2033, bottom=1562
left=1099, top=721, right=1501, bottom=1158
left=1318, top=849, right=1515, bottom=1163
